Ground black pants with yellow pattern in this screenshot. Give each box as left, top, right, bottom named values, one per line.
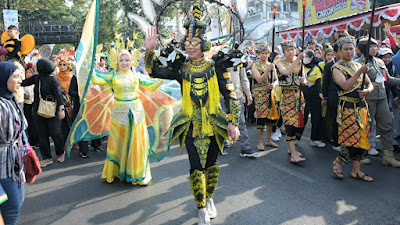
left=186, top=133, right=221, bottom=208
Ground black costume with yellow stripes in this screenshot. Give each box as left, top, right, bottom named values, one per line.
left=3, top=38, right=21, bottom=59
left=145, top=1, right=241, bottom=209
left=1, top=31, right=35, bottom=61
left=145, top=52, right=240, bottom=208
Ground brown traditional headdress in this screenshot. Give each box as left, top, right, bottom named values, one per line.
left=280, top=40, right=296, bottom=50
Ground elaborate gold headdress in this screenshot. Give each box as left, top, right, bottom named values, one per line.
left=107, top=32, right=141, bottom=70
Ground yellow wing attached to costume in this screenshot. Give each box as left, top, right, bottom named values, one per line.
left=20, top=35, right=35, bottom=55
left=109, top=48, right=118, bottom=70
left=132, top=49, right=140, bottom=67
left=138, top=75, right=182, bottom=161
left=1, top=32, right=10, bottom=45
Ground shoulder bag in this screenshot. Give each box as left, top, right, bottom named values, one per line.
left=37, top=77, right=57, bottom=118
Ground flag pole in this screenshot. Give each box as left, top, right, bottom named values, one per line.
left=297, top=0, right=307, bottom=128
left=272, top=4, right=277, bottom=50
left=271, top=4, right=277, bottom=82
left=268, top=4, right=278, bottom=109
left=361, top=0, right=376, bottom=90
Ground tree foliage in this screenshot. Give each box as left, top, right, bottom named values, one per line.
left=3, top=0, right=233, bottom=49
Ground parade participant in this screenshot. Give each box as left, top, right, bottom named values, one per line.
left=144, top=3, right=240, bottom=224
left=251, top=44, right=279, bottom=150
left=91, top=50, right=164, bottom=185
left=21, top=59, right=66, bottom=167
left=331, top=36, right=374, bottom=181
left=275, top=40, right=307, bottom=163
left=322, top=43, right=341, bottom=151
left=0, top=61, right=26, bottom=225
left=302, top=49, right=325, bottom=148
left=356, top=38, right=400, bottom=167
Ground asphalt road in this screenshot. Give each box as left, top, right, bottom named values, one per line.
left=19, top=122, right=400, bottom=225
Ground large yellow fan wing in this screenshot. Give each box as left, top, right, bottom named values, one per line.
left=20, top=34, right=35, bottom=55
left=1, top=31, right=10, bottom=45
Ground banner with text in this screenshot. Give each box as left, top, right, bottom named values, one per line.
left=298, top=0, right=370, bottom=26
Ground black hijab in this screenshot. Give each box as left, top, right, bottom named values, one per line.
left=37, top=59, right=55, bottom=76
left=0, top=61, right=19, bottom=99
left=304, top=49, right=318, bottom=68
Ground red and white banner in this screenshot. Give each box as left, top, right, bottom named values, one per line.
left=279, top=3, right=400, bottom=40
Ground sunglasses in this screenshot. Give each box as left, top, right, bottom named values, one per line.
left=184, top=40, right=200, bottom=47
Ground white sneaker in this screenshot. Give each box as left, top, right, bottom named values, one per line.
left=368, top=148, right=379, bottom=156
left=198, top=208, right=210, bottom=225
left=206, top=198, right=217, bottom=219
left=275, top=129, right=282, bottom=138
left=310, top=140, right=326, bottom=148
left=271, top=132, right=280, bottom=141
left=332, top=146, right=341, bottom=152
left=226, top=141, right=232, bottom=148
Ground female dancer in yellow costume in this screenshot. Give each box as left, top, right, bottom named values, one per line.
left=91, top=50, right=164, bottom=185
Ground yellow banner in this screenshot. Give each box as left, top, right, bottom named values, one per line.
left=299, top=0, right=370, bottom=26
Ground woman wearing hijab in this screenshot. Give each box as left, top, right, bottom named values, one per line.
left=302, top=49, right=326, bottom=148
left=319, top=47, right=335, bottom=144
left=21, top=59, right=66, bottom=167
left=55, top=57, right=74, bottom=147
left=91, top=50, right=164, bottom=185
left=0, top=61, right=26, bottom=225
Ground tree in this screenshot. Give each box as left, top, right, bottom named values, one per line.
left=98, top=0, right=119, bottom=46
